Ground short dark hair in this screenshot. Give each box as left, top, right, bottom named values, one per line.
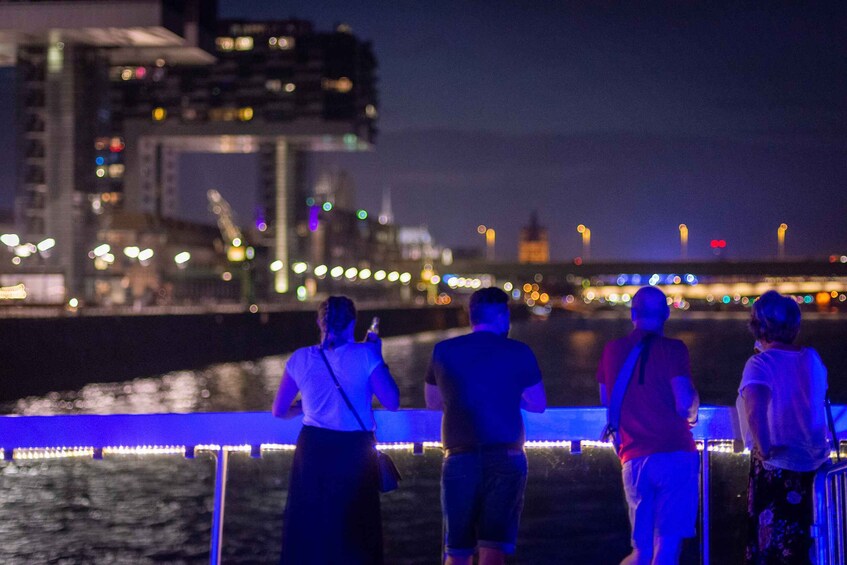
left=749, top=290, right=801, bottom=344
left=469, top=287, right=509, bottom=326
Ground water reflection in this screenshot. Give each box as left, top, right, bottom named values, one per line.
left=9, top=313, right=847, bottom=415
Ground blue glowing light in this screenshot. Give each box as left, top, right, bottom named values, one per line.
left=616, top=275, right=627, bottom=286
left=95, top=156, right=105, bottom=166
left=305, top=197, right=315, bottom=206
left=322, top=202, right=333, bottom=212
left=722, top=295, right=731, bottom=304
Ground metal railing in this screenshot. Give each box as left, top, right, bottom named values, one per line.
left=813, top=461, right=847, bottom=564
left=0, top=406, right=843, bottom=564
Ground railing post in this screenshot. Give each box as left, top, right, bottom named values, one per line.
left=210, top=448, right=230, bottom=565
left=701, top=441, right=710, bottom=565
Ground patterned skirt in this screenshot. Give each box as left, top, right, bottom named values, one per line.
left=745, top=457, right=818, bottom=565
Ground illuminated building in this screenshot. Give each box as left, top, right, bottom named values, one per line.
left=0, top=1, right=378, bottom=302
left=518, top=211, right=549, bottom=264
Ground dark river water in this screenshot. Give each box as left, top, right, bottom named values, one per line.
left=1, top=312, right=845, bottom=563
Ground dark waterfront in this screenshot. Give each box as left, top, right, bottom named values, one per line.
left=1, top=312, right=845, bottom=563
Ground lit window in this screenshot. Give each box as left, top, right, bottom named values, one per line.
left=108, top=164, right=125, bottom=178
left=238, top=107, right=254, bottom=121
left=322, top=77, right=353, bottom=93
left=95, top=167, right=106, bottom=178
left=266, top=79, right=282, bottom=92
left=152, top=107, right=167, bottom=121
left=235, top=36, right=254, bottom=51
left=120, top=68, right=133, bottom=81
left=269, top=36, right=295, bottom=50
left=284, top=82, right=296, bottom=93
left=365, top=104, right=378, bottom=118
left=135, top=67, right=147, bottom=79
left=216, top=37, right=235, bottom=51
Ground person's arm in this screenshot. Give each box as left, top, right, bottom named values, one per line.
left=741, top=383, right=772, bottom=460
left=272, top=369, right=302, bottom=419
left=521, top=381, right=546, bottom=413
left=370, top=362, right=400, bottom=411
left=425, top=383, right=443, bottom=410
left=671, top=376, right=699, bottom=424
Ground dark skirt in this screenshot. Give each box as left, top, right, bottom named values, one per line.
left=745, top=457, right=817, bottom=565
left=280, top=425, right=383, bottom=565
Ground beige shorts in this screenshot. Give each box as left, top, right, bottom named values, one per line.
left=621, top=450, right=700, bottom=549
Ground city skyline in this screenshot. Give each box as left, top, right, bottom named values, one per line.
left=1, top=1, right=845, bottom=261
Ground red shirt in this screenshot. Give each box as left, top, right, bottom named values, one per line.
left=596, top=329, right=697, bottom=463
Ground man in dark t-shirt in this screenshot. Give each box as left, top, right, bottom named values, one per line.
left=425, top=287, right=546, bottom=565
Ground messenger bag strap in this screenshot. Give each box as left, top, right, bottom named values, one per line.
left=318, top=347, right=369, bottom=433
left=606, top=336, right=651, bottom=436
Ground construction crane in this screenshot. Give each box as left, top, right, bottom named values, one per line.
left=207, top=189, right=246, bottom=262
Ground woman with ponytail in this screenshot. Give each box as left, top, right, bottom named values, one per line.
left=273, top=296, right=400, bottom=564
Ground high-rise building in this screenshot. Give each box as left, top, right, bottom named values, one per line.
left=518, top=211, right=549, bottom=263
left=0, top=1, right=378, bottom=301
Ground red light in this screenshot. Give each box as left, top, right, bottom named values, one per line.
left=719, top=240, right=726, bottom=248
left=710, top=240, right=718, bottom=248
left=135, top=66, right=147, bottom=79
left=574, top=257, right=583, bottom=266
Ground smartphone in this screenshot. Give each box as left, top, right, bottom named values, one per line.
left=369, top=316, right=380, bottom=336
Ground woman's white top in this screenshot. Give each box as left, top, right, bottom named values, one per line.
left=285, top=342, right=382, bottom=432
left=737, top=347, right=830, bottom=472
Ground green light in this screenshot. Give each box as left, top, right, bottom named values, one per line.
left=306, top=197, right=315, bottom=206
left=356, top=209, right=368, bottom=220
left=322, top=202, right=333, bottom=212
left=343, top=133, right=357, bottom=146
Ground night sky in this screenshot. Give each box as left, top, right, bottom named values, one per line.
left=1, top=1, right=845, bottom=260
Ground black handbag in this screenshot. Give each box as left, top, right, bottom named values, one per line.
left=318, top=348, right=402, bottom=493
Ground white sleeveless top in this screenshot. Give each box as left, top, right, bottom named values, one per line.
left=285, top=343, right=382, bottom=432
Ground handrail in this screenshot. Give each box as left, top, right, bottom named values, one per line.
left=0, top=405, right=761, bottom=452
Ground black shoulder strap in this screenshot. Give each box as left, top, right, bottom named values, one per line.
left=318, top=347, right=369, bottom=432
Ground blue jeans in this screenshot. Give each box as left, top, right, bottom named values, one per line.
left=441, top=449, right=528, bottom=557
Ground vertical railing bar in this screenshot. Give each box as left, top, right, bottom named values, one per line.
left=831, top=473, right=844, bottom=563
left=209, top=448, right=229, bottom=565
left=701, top=440, right=710, bottom=565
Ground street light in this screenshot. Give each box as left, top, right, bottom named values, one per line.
left=678, top=224, right=688, bottom=260
left=577, top=224, right=591, bottom=261
left=485, top=228, right=495, bottom=261
left=777, top=223, right=788, bottom=259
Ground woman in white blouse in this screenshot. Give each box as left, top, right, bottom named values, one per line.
left=737, top=290, right=830, bottom=565
left=273, top=296, right=399, bottom=565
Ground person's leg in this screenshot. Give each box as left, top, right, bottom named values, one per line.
left=478, top=546, right=506, bottom=565
left=652, top=451, right=700, bottom=565
left=478, top=450, right=527, bottom=560
left=621, top=456, right=655, bottom=565
left=442, top=453, right=481, bottom=564
left=652, top=536, right=683, bottom=565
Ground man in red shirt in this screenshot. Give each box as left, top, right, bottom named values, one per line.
left=597, top=286, right=700, bottom=565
